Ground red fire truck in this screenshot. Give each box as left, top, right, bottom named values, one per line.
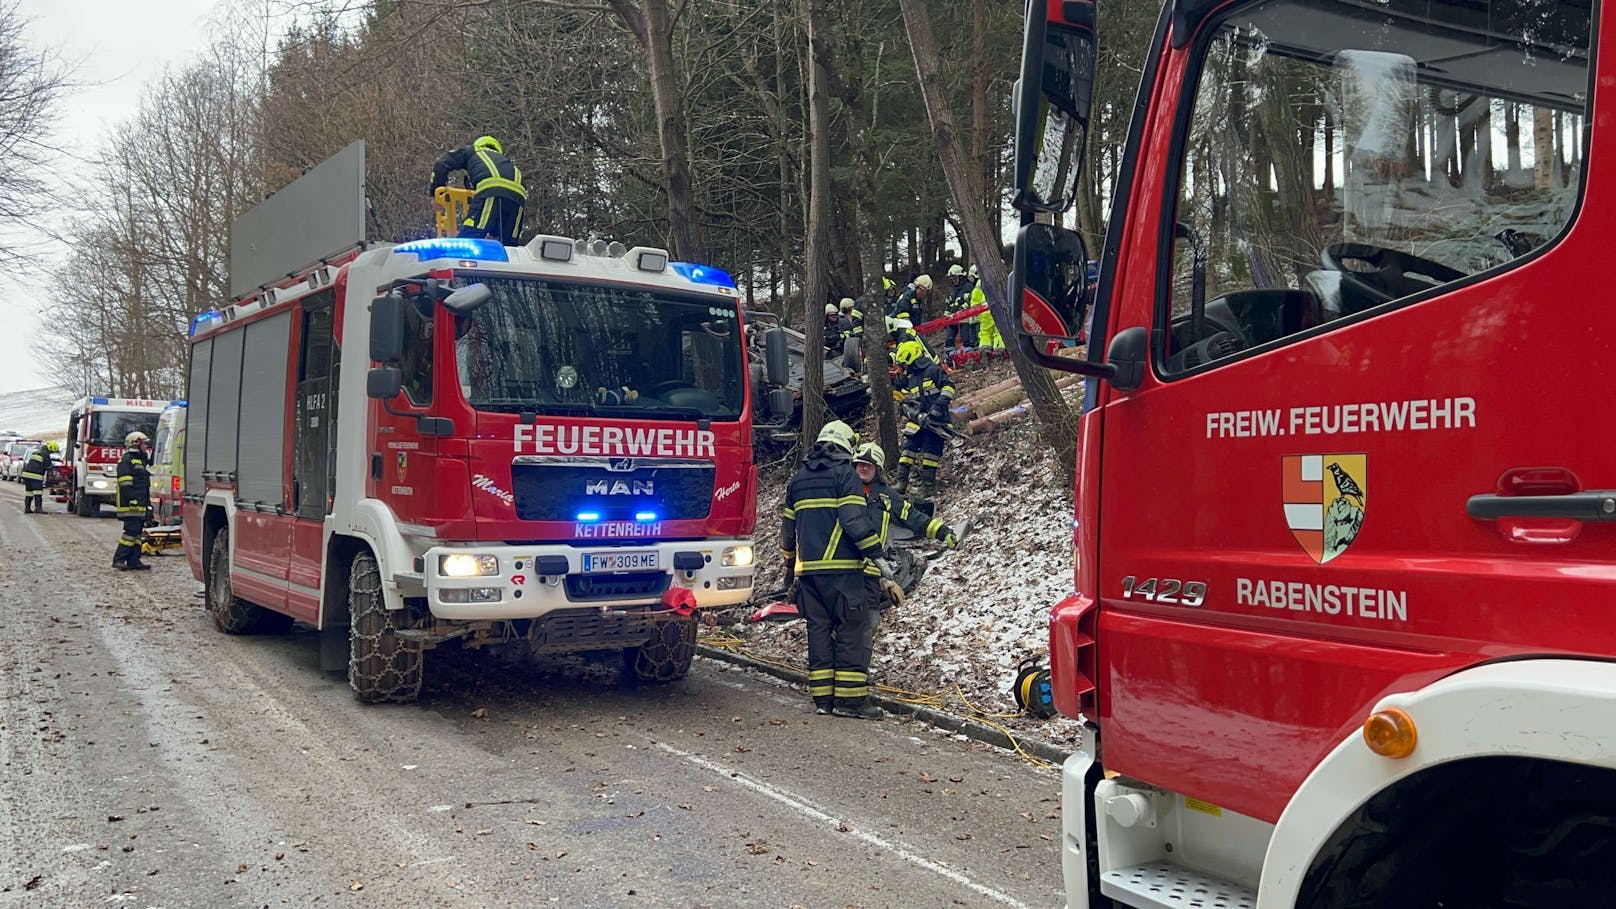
left=185, top=142, right=768, bottom=703
left=1012, top=0, right=1614, bottom=904
left=64, top=396, right=171, bottom=516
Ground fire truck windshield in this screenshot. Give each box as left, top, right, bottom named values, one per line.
left=1161, top=0, right=1590, bottom=374
left=89, top=412, right=159, bottom=447
left=453, top=276, right=746, bottom=420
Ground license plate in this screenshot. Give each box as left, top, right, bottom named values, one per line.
left=583, top=551, right=659, bottom=573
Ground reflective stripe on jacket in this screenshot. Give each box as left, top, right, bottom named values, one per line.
left=430, top=145, right=527, bottom=204
left=780, top=444, right=884, bottom=574
left=116, top=450, right=151, bottom=515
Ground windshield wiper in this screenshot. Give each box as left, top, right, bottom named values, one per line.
left=592, top=404, right=712, bottom=420
left=473, top=399, right=594, bottom=416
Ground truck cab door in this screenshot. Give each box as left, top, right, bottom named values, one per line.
left=1088, top=0, right=1609, bottom=823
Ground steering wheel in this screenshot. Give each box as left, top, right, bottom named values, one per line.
left=1320, top=243, right=1466, bottom=308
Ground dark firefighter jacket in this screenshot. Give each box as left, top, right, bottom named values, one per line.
left=116, top=448, right=151, bottom=516
left=897, top=358, right=955, bottom=420
left=845, top=308, right=864, bottom=338
left=20, top=448, right=50, bottom=486
left=430, top=146, right=527, bottom=206
left=825, top=315, right=854, bottom=353
left=890, top=285, right=925, bottom=322
left=947, top=279, right=979, bottom=319
left=780, top=443, right=884, bottom=575
left=861, top=480, right=952, bottom=576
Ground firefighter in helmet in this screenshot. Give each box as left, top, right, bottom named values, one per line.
left=113, top=431, right=153, bottom=571
left=20, top=441, right=57, bottom=514
left=853, top=442, right=957, bottom=555
left=839, top=298, right=863, bottom=341
left=780, top=420, right=891, bottom=720
left=430, top=135, right=528, bottom=246
left=889, top=274, right=933, bottom=323
left=972, top=264, right=1004, bottom=350
left=892, top=339, right=955, bottom=499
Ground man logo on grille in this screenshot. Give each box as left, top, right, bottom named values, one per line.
left=1282, top=454, right=1366, bottom=564
left=586, top=479, right=654, bottom=495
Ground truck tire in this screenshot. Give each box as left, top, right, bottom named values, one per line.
left=75, top=491, right=97, bottom=517
left=347, top=551, right=423, bottom=704
left=206, top=525, right=294, bottom=634
left=623, top=614, right=697, bottom=683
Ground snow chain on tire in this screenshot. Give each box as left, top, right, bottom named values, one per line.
left=624, top=614, right=697, bottom=683
left=347, top=551, right=424, bottom=703
left=207, top=525, right=294, bottom=635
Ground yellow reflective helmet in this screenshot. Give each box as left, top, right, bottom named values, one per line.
left=882, top=277, right=896, bottom=291
left=894, top=339, right=926, bottom=367
left=44, top=440, right=60, bottom=452
left=816, top=420, right=858, bottom=457
left=474, top=135, right=504, bottom=154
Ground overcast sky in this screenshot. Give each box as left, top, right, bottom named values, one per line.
left=0, top=0, right=232, bottom=396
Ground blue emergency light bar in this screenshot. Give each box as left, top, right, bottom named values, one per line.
left=394, top=237, right=510, bottom=262
left=576, top=511, right=601, bottom=522
left=188, top=310, right=223, bottom=337
left=670, top=262, right=737, bottom=289
left=635, top=511, right=659, bottom=522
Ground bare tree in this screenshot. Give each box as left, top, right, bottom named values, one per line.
left=897, top=0, right=1077, bottom=467
left=797, top=0, right=831, bottom=446
left=0, top=0, right=68, bottom=263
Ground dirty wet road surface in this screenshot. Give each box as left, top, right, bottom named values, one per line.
left=0, top=485, right=1066, bottom=908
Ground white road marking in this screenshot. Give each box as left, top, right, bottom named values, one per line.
left=655, top=742, right=1035, bottom=909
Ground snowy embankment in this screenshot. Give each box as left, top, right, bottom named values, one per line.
left=712, top=358, right=1087, bottom=751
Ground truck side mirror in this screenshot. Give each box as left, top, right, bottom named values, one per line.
left=366, top=367, right=402, bottom=399
left=1012, top=222, right=1113, bottom=380
left=1012, top=1, right=1096, bottom=214
left=369, top=293, right=404, bottom=362
left=767, top=388, right=794, bottom=419
left=763, top=327, right=789, bottom=388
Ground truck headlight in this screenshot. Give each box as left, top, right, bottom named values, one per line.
left=88, top=478, right=111, bottom=491
left=721, top=545, right=754, bottom=568
left=440, top=553, right=499, bottom=578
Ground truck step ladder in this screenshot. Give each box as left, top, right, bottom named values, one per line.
left=1100, top=860, right=1256, bottom=909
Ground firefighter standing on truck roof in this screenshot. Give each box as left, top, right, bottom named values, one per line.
left=429, top=135, right=527, bottom=246
left=20, top=441, right=56, bottom=514
left=112, top=432, right=152, bottom=571
left=893, top=339, right=955, bottom=500
left=781, top=421, right=892, bottom=721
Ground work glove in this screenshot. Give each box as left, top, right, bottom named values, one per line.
left=880, top=578, right=906, bottom=608
left=941, top=531, right=958, bottom=549
left=874, top=557, right=896, bottom=580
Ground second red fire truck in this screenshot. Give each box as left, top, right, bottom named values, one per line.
left=185, top=142, right=770, bottom=702
left=1011, top=0, right=1614, bottom=905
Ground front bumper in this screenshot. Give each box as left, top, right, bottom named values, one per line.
left=422, top=537, right=755, bottom=620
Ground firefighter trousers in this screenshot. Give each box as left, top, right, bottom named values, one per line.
left=799, top=572, right=877, bottom=711
left=22, top=479, right=43, bottom=512
left=113, top=515, right=146, bottom=567
left=459, top=196, right=524, bottom=246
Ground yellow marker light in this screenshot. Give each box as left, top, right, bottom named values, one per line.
left=1363, top=707, right=1418, bottom=759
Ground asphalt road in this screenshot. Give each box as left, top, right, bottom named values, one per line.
left=0, top=483, right=1067, bottom=909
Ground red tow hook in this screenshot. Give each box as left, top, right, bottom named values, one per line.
left=659, top=587, right=698, bottom=617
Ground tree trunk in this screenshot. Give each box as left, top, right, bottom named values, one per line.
left=972, top=0, right=989, bottom=210
left=896, top=0, right=1077, bottom=468
left=608, top=0, right=706, bottom=260
left=799, top=0, right=833, bottom=448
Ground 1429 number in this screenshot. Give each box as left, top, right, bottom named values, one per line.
left=1120, top=576, right=1207, bottom=606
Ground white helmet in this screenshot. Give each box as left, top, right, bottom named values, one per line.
left=913, top=274, right=933, bottom=291
left=968, top=264, right=979, bottom=280
left=825, top=303, right=839, bottom=317
left=125, top=431, right=150, bottom=447
left=947, top=264, right=965, bottom=278
left=839, top=297, right=856, bottom=312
